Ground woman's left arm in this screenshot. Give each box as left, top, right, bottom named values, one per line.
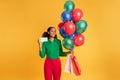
left=59, top=40, right=71, bottom=56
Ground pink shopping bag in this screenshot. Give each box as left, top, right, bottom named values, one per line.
left=64, top=55, right=72, bottom=73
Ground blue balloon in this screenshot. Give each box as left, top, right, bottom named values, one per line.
left=61, top=11, right=72, bottom=22
left=70, top=31, right=77, bottom=39
left=60, top=27, right=69, bottom=38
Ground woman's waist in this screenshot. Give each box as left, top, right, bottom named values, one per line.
left=46, top=57, right=60, bottom=61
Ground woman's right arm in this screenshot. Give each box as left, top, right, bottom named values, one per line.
left=38, top=40, right=46, bottom=58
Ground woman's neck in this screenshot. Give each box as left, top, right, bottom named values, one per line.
left=49, top=37, right=54, bottom=42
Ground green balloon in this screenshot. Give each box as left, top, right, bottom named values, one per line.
left=62, top=38, right=74, bottom=50
left=64, top=0, right=75, bottom=12
left=76, top=20, right=88, bottom=34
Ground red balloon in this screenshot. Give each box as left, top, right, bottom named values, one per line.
left=64, top=21, right=76, bottom=35
left=58, top=22, right=64, bottom=30
left=73, top=34, right=84, bottom=46
left=72, top=8, right=83, bottom=22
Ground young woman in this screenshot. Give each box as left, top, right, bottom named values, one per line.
left=38, top=26, right=72, bottom=80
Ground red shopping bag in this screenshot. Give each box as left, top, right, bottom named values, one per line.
left=72, top=56, right=81, bottom=76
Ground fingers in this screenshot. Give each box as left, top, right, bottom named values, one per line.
left=70, top=50, right=74, bottom=57
left=38, top=39, right=41, bottom=45
left=70, top=49, right=74, bottom=54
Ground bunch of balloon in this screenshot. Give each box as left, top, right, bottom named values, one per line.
left=58, top=0, right=88, bottom=76
left=58, top=0, right=88, bottom=50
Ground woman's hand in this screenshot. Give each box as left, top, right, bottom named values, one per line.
left=38, top=39, right=41, bottom=51
left=66, top=51, right=71, bottom=54
left=66, top=50, right=74, bottom=55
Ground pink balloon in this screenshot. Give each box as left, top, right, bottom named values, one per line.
left=72, top=8, right=83, bottom=22
left=73, top=34, right=84, bottom=46
left=64, top=21, right=76, bottom=35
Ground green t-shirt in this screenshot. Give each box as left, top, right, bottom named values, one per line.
left=39, top=38, right=67, bottom=59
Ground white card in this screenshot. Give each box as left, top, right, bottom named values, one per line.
left=39, top=37, right=48, bottom=42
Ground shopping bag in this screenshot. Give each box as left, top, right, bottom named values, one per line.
left=72, top=56, right=81, bottom=76
left=64, top=55, right=72, bottom=73
left=70, top=56, right=75, bottom=75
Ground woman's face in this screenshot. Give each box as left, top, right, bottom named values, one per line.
left=48, top=28, right=56, bottom=38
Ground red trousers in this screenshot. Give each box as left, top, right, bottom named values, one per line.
left=44, top=58, right=61, bottom=80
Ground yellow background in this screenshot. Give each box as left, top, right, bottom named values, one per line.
left=0, top=0, right=120, bottom=80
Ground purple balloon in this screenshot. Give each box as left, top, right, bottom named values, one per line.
left=70, top=32, right=77, bottom=39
